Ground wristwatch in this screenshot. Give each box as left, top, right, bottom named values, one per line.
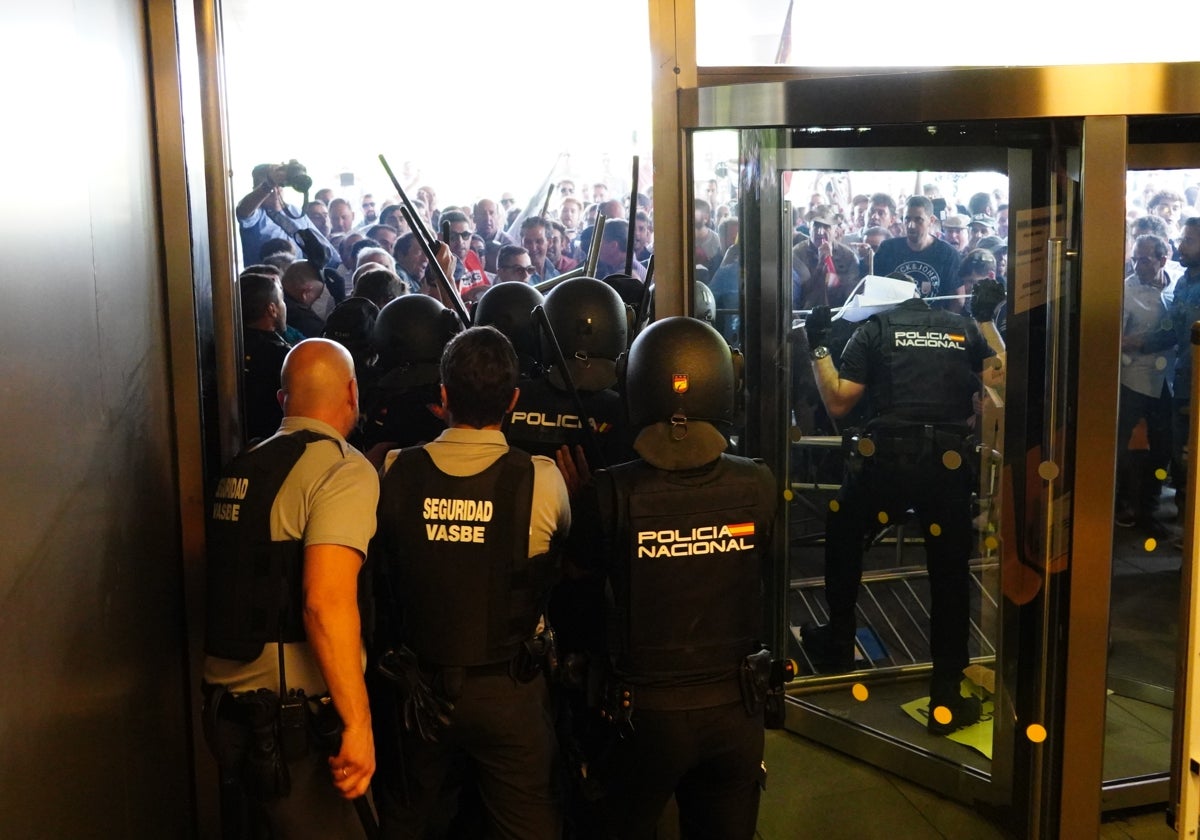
left=810, top=345, right=830, bottom=361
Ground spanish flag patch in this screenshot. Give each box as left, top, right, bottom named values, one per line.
left=726, top=522, right=755, bottom=538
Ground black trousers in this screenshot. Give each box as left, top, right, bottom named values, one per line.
left=595, top=701, right=764, bottom=840
left=823, top=437, right=974, bottom=688
left=373, top=670, right=562, bottom=840
left=1116, top=382, right=1172, bottom=515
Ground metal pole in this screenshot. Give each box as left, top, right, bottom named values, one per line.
left=625, top=156, right=640, bottom=276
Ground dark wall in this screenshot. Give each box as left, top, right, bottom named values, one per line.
left=0, top=0, right=194, bottom=834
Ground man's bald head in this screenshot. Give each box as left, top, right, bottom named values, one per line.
left=279, top=338, right=359, bottom=437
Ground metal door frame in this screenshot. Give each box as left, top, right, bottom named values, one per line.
left=648, top=58, right=1200, bottom=837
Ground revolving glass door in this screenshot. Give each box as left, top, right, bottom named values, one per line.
left=694, top=115, right=1084, bottom=835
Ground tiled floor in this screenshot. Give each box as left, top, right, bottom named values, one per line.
left=750, top=729, right=1177, bottom=839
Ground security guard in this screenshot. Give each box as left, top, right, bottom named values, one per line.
left=801, top=282, right=1000, bottom=735
left=370, top=326, right=571, bottom=840
left=572, top=317, right=778, bottom=839
left=504, top=276, right=634, bottom=470
left=203, top=338, right=378, bottom=839
left=360, top=294, right=462, bottom=452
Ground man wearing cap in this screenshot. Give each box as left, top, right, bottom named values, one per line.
left=872, top=196, right=962, bottom=299
left=792, top=209, right=860, bottom=311
left=968, top=215, right=997, bottom=251
left=800, top=276, right=1001, bottom=736
left=941, top=214, right=972, bottom=254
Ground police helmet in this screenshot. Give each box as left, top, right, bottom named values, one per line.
left=473, top=282, right=545, bottom=361
left=625, top=316, right=734, bottom=429
left=542, top=276, right=628, bottom=391
left=372, top=294, right=462, bottom=371
left=323, top=297, right=379, bottom=361
left=694, top=281, right=716, bottom=323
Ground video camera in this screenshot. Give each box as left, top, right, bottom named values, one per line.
left=279, top=159, right=312, bottom=194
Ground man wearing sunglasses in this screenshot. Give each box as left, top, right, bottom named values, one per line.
left=495, top=245, right=538, bottom=284
left=441, top=210, right=475, bottom=285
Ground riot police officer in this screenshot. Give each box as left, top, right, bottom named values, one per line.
left=504, top=276, right=634, bottom=469
left=473, top=280, right=546, bottom=379
left=360, top=294, right=462, bottom=452
left=370, top=326, right=571, bottom=839
left=572, top=316, right=778, bottom=839
left=801, top=282, right=1001, bottom=735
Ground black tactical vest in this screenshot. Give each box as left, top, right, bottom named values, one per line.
left=869, top=303, right=982, bottom=425
left=503, top=376, right=631, bottom=468
left=602, top=455, right=777, bottom=683
left=204, top=430, right=331, bottom=661
left=377, top=446, right=545, bottom=667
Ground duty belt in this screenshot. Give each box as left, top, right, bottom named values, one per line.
left=860, top=424, right=970, bottom=457
left=621, top=675, right=742, bottom=711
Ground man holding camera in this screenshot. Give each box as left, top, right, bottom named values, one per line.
left=236, top=161, right=340, bottom=270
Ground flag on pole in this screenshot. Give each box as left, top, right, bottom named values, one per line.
left=774, top=0, right=794, bottom=65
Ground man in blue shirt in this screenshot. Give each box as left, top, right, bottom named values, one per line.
left=235, top=162, right=340, bottom=269
left=1167, top=217, right=1200, bottom=514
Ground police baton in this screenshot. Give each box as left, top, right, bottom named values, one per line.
left=378, top=154, right=438, bottom=255
left=532, top=304, right=607, bottom=470
left=585, top=215, right=606, bottom=278
left=624, top=155, right=639, bottom=277
left=793, top=292, right=967, bottom=320
left=631, top=253, right=655, bottom=344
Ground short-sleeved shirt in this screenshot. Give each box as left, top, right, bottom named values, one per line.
left=382, top=427, right=570, bottom=556
left=204, top=415, right=379, bottom=695
left=872, top=237, right=961, bottom=298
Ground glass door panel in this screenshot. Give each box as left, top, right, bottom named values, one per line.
left=1106, top=135, right=1200, bottom=801
left=704, top=119, right=1082, bottom=831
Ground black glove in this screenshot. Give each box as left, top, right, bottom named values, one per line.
left=377, top=647, right=454, bottom=742
left=805, top=305, right=833, bottom=351
left=971, top=279, right=1006, bottom=323
left=296, top=228, right=327, bottom=268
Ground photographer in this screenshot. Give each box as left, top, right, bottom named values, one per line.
left=236, top=161, right=341, bottom=271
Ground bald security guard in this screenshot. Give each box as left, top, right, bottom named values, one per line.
left=203, top=338, right=378, bottom=838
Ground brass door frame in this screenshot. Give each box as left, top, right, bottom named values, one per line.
left=648, top=57, right=1200, bottom=838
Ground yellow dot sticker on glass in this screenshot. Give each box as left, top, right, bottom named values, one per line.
left=1145, top=538, right=1158, bottom=552
left=783, top=488, right=794, bottom=502
left=1037, top=461, right=1060, bottom=481
left=985, top=536, right=999, bottom=551
left=1026, top=723, right=1047, bottom=743
left=852, top=684, right=869, bottom=702
left=942, top=450, right=962, bottom=470
left=929, top=523, right=942, bottom=537
left=858, top=438, right=876, bottom=457
left=877, top=511, right=889, bottom=525
left=1155, top=468, right=1168, bottom=481
left=829, top=500, right=840, bottom=513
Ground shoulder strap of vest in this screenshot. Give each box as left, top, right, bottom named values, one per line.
left=492, top=448, right=536, bottom=645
